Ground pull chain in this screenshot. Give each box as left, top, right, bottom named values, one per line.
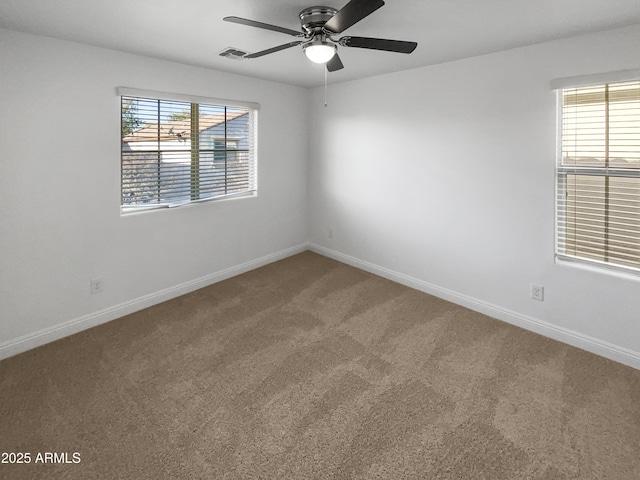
left=324, top=67, right=328, bottom=107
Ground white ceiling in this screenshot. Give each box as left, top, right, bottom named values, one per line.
left=2, top=0, right=640, bottom=89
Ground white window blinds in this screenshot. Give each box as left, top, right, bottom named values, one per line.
left=120, top=90, right=257, bottom=212
left=557, top=80, right=640, bottom=273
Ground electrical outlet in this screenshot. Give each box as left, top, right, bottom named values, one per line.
left=90, top=277, right=104, bottom=294
left=530, top=284, right=544, bottom=301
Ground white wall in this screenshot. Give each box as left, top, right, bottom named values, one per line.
left=0, top=29, right=309, bottom=357
left=2, top=24, right=639, bottom=368
left=309, top=24, right=640, bottom=368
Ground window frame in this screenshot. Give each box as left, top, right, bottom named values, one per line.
left=118, top=87, right=259, bottom=214
left=554, top=75, right=640, bottom=276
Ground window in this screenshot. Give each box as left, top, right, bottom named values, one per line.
left=556, top=80, right=640, bottom=273
left=120, top=89, right=257, bottom=212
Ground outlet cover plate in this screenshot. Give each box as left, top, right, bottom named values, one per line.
left=530, top=284, right=544, bottom=301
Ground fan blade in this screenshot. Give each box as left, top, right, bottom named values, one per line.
left=223, top=16, right=301, bottom=37
left=323, top=0, right=385, bottom=34
left=244, top=41, right=303, bottom=59
left=341, top=36, right=417, bottom=53
left=327, top=54, right=344, bottom=72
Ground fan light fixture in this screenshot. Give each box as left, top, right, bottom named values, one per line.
left=303, top=38, right=336, bottom=64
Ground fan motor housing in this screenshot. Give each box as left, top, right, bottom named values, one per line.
left=299, top=6, right=337, bottom=33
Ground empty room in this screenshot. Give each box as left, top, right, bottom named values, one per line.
left=1, top=0, right=640, bottom=478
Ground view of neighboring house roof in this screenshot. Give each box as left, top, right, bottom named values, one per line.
left=123, top=111, right=248, bottom=143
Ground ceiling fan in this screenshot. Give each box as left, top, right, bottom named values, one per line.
left=223, top=0, right=418, bottom=72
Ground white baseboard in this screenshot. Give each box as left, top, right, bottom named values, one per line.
left=310, top=243, right=640, bottom=371
left=0, top=244, right=309, bottom=361
left=5, top=242, right=639, bottom=371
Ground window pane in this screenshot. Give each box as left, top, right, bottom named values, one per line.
left=558, top=80, right=640, bottom=273
left=562, top=82, right=640, bottom=169
left=121, top=96, right=255, bottom=210
left=560, top=175, right=640, bottom=270
left=608, top=82, right=640, bottom=168
left=562, top=86, right=606, bottom=167
left=121, top=151, right=161, bottom=205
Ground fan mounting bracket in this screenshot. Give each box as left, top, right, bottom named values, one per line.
left=299, top=6, right=338, bottom=34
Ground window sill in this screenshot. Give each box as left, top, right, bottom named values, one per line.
left=555, top=254, right=640, bottom=282
left=120, top=190, right=257, bottom=216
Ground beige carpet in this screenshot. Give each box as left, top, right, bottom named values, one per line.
left=1, top=251, right=639, bottom=479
